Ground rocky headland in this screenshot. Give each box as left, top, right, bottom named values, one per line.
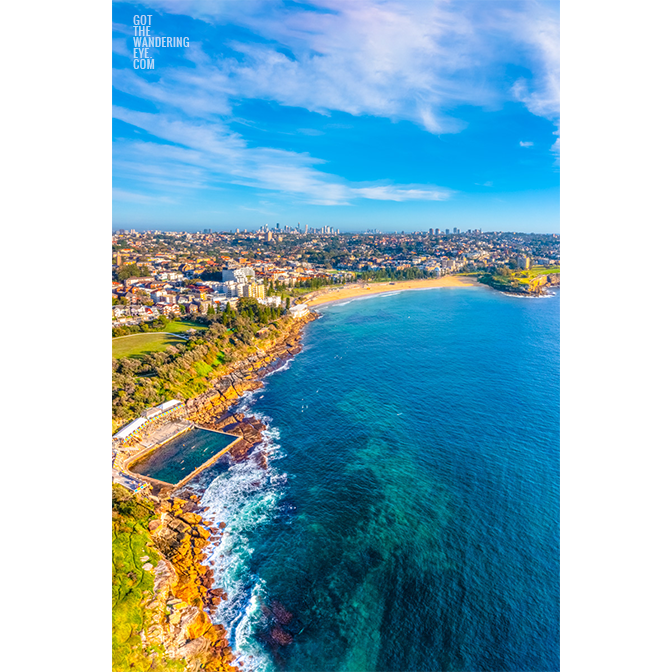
left=113, top=313, right=317, bottom=670
left=478, top=271, right=560, bottom=295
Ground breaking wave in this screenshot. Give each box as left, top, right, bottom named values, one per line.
left=198, top=395, right=286, bottom=672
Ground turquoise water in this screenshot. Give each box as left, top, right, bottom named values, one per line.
left=131, top=427, right=238, bottom=484
left=181, top=286, right=559, bottom=671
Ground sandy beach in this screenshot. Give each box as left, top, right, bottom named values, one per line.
left=303, top=275, right=477, bottom=307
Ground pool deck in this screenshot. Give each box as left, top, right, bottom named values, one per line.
left=124, top=424, right=243, bottom=491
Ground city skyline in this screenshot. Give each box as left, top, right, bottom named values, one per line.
left=113, top=0, right=559, bottom=233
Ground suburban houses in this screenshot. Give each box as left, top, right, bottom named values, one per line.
left=112, top=227, right=560, bottom=326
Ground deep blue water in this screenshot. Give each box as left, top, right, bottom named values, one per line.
left=180, top=286, right=559, bottom=672
left=132, top=427, right=238, bottom=484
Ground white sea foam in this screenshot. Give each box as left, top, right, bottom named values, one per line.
left=502, top=292, right=556, bottom=299
left=319, top=285, right=467, bottom=311
left=230, top=580, right=274, bottom=672
left=199, top=403, right=285, bottom=672
left=329, top=290, right=401, bottom=307
left=264, top=358, right=293, bottom=377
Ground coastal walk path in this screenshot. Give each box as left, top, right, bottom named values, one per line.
left=112, top=331, right=190, bottom=341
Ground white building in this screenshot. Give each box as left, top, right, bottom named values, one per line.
left=222, top=267, right=255, bottom=283
left=289, top=304, right=310, bottom=319
left=260, top=296, right=283, bottom=308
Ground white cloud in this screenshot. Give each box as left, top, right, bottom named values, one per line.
left=112, top=2, right=560, bottom=202
left=550, top=133, right=560, bottom=165
left=114, top=0, right=559, bottom=132
left=113, top=188, right=178, bottom=205
left=520, top=141, right=534, bottom=147
left=498, top=3, right=559, bottom=121
left=352, top=185, right=452, bottom=201
left=297, top=128, right=325, bottom=136
left=113, top=106, right=452, bottom=205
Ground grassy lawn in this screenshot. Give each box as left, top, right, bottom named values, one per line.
left=513, top=266, right=561, bottom=283
left=113, top=333, right=189, bottom=359
left=161, top=320, right=208, bottom=334
left=112, top=485, right=185, bottom=671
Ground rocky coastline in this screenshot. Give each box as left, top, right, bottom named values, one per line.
left=179, top=311, right=317, bottom=468
left=479, top=272, right=560, bottom=295
left=185, top=312, right=316, bottom=427
left=142, top=497, right=239, bottom=671
left=115, top=311, right=317, bottom=670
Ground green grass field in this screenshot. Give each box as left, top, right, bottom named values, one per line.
left=513, top=266, right=561, bottom=284
left=112, top=485, right=185, bottom=671
left=113, top=332, right=189, bottom=359
left=160, top=320, right=208, bottom=334
left=113, top=321, right=209, bottom=359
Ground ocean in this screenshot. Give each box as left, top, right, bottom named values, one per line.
left=177, top=285, right=560, bottom=672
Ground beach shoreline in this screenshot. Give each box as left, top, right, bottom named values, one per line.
left=301, top=275, right=478, bottom=308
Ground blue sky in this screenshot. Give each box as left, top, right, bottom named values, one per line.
left=112, top=0, right=559, bottom=233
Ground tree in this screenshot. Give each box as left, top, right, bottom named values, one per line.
left=116, top=263, right=152, bottom=282
left=286, top=297, right=291, bottom=310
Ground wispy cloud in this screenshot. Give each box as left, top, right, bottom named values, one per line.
left=114, top=0, right=559, bottom=133
left=352, top=184, right=452, bottom=201
left=112, top=1, right=559, bottom=208
left=520, top=141, right=534, bottom=147
left=509, top=7, right=559, bottom=122
left=113, top=106, right=452, bottom=205
left=113, top=188, right=178, bottom=205
left=550, top=129, right=560, bottom=165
